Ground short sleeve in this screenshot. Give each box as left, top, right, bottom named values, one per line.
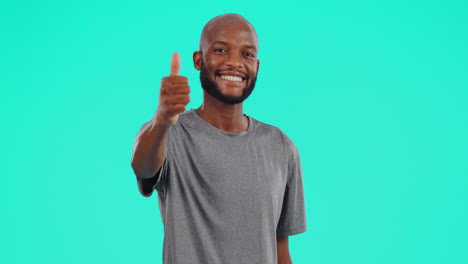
left=276, top=134, right=307, bottom=237
left=154, top=156, right=169, bottom=194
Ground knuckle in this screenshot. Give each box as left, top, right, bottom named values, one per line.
left=166, top=86, right=176, bottom=94
left=161, top=77, right=169, bottom=84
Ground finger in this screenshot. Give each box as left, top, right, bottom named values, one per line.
left=169, top=85, right=190, bottom=94
left=162, top=76, right=188, bottom=85
left=168, top=94, right=190, bottom=104
left=170, top=52, right=180, bottom=76
left=167, top=105, right=186, bottom=116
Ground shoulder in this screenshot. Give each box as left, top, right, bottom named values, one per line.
left=251, top=116, right=283, bottom=137
left=172, top=109, right=198, bottom=130
left=177, top=109, right=194, bottom=121
left=250, top=116, right=299, bottom=156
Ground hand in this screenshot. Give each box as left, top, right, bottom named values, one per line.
left=154, top=52, right=191, bottom=126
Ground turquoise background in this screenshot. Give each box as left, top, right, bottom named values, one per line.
left=2, top=0, right=467, bottom=263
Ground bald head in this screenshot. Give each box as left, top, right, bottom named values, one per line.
left=199, top=13, right=258, bottom=52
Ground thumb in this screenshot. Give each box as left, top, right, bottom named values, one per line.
left=170, top=52, right=180, bottom=76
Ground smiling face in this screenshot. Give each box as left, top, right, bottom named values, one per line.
left=194, top=14, right=260, bottom=105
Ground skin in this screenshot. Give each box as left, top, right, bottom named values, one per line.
left=192, top=14, right=260, bottom=133
left=131, top=13, right=293, bottom=264
left=277, top=236, right=292, bottom=264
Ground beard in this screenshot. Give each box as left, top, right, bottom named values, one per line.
left=199, top=60, right=257, bottom=105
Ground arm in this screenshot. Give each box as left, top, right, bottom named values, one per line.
left=130, top=52, right=190, bottom=196
left=131, top=121, right=171, bottom=197
left=277, top=236, right=292, bottom=264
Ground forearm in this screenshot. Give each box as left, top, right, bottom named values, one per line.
left=277, top=236, right=292, bottom=264
left=278, top=255, right=292, bottom=264
left=131, top=120, right=170, bottom=179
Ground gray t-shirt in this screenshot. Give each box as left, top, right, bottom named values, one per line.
left=137, top=109, right=306, bottom=264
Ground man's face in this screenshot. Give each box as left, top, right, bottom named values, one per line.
left=195, top=21, right=260, bottom=104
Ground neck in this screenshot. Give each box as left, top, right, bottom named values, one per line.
left=195, top=92, right=249, bottom=133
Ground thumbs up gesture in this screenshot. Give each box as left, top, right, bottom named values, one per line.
left=154, top=52, right=191, bottom=126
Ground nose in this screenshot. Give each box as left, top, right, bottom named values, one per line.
left=224, top=52, right=243, bottom=69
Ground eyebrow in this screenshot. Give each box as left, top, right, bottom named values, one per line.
left=213, top=41, right=257, bottom=51
left=214, top=41, right=229, bottom=46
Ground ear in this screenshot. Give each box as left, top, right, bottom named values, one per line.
left=256, top=59, right=260, bottom=73
left=193, top=51, right=202, bottom=71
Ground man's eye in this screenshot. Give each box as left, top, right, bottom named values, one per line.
left=244, top=52, right=255, bottom=58
left=214, top=48, right=227, bottom=53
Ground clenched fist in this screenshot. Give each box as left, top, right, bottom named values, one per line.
left=154, top=52, right=191, bottom=126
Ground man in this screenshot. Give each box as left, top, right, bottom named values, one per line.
left=131, top=13, right=306, bottom=264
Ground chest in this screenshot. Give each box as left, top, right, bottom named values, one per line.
left=169, top=135, right=288, bottom=205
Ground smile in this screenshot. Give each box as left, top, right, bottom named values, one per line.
left=219, top=74, right=244, bottom=82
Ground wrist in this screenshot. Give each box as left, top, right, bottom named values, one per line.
left=151, top=114, right=173, bottom=128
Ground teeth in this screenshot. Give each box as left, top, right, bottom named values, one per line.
left=220, top=75, right=243, bottom=82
